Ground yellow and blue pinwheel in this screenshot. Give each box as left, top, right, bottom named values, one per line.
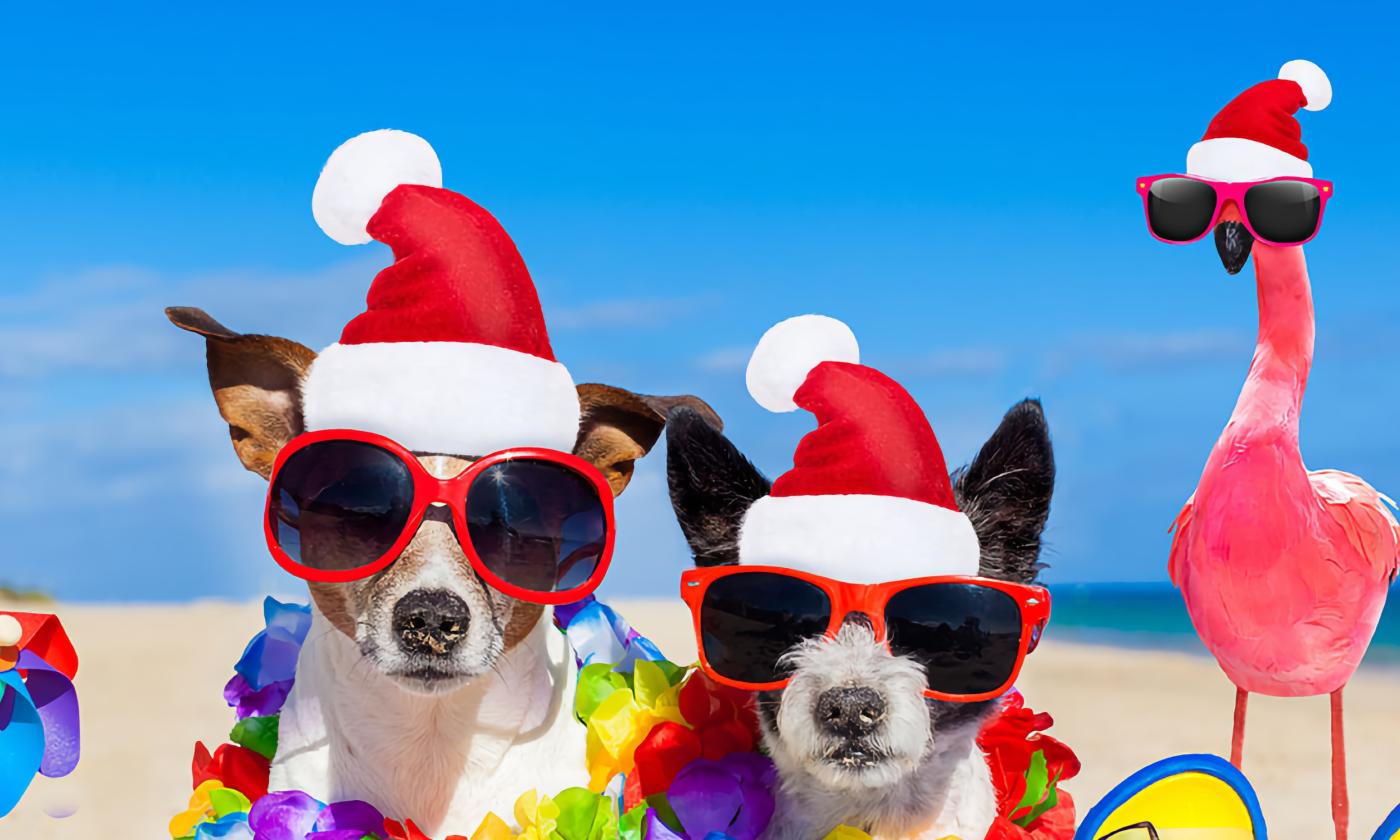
left=1075, top=754, right=1264, bottom=840
left=1373, top=804, right=1400, bottom=840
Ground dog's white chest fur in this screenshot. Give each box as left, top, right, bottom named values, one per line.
left=765, top=724, right=997, bottom=840
left=270, top=607, right=586, bottom=835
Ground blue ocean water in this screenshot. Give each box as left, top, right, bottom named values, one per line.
left=1045, top=583, right=1400, bottom=668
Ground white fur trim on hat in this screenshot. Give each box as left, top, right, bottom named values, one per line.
left=302, top=342, right=581, bottom=456
left=746, top=315, right=860, bottom=413
left=737, top=494, right=981, bottom=584
left=1279, top=59, right=1331, bottom=111
left=1186, top=137, right=1313, bottom=182
left=312, top=130, right=444, bottom=246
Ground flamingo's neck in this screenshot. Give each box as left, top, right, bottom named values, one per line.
left=1226, top=243, right=1314, bottom=442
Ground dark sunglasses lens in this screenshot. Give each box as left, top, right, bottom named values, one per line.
left=885, top=583, right=1024, bottom=695
left=1244, top=180, right=1321, bottom=243
left=699, top=572, right=831, bottom=685
left=1146, top=177, right=1217, bottom=242
left=464, top=459, right=607, bottom=594
left=1102, top=825, right=1160, bottom=840
left=269, top=441, right=415, bottom=574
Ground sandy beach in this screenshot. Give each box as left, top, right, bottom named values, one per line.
left=3, top=599, right=1396, bottom=840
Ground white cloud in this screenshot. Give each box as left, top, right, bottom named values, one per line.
left=548, top=295, right=716, bottom=330
left=904, top=346, right=1010, bottom=377
left=1042, top=328, right=1249, bottom=378
left=0, top=259, right=378, bottom=379
left=0, top=398, right=222, bottom=513
left=693, top=345, right=750, bottom=372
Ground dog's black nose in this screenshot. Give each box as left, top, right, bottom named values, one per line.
left=815, top=686, right=885, bottom=738
left=392, top=589, right=470, bottom=656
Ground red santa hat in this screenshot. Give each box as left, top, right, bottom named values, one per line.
left=738, top=315, right=981, bottom=583
left=1187, top=59, right=1332, bottom=181
left=302, top=130, right=580, bottom=456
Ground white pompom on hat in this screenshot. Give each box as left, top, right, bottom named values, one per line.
left=746, top=315, right=860, bottom=413
left=1279, top=59, right=1332, bottom=112
left=311, top=130, right=443, bottom=246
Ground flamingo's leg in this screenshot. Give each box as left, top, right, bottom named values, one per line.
left=1331, top=688, right=1349, bottom=840
left=1230, top=686, right=1248, bottom=768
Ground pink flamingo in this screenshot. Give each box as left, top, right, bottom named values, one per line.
left=1157, top=61, right=1399, bottom=840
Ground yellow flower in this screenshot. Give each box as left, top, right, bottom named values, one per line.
left=514, top=790, right=561, bottom=840
left=169, top=780, right=228, bottom=838
left=470, top=810, right=518, bottom=840
left=822, top=827, right=874, bottom=840
left=583, top=660, right=687, bottom=791
left=821, top=828, right=959, bottom=840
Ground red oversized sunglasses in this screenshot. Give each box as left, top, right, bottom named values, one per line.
left=1136, top=174, right=1333, bottom=246
left=680, top=565, right=1050, bottom=703
left=263, top=429, right=615, bottom=602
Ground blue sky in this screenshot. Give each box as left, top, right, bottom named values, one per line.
left=3, top=2, right=1399, bottom=600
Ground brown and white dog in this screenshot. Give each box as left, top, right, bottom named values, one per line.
left=170, top=130, right=714, bottom=834
left=665, top=316, right=1055, bottom=839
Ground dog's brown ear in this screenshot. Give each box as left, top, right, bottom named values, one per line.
left=573, top=383, right=720, bottom=496
left=167, top=306, right=316, bottom=479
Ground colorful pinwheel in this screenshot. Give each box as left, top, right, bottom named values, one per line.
left=0, top=611, right=80, bottom=818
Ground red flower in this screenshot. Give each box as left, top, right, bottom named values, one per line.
left=678, top=671, right=759, bottom=738
left=977, top=694, right=1079, bottom=840
left=384, top=817, right=467, bottom=840
left=628, top=671, right=762, bottom=805
left=633, top=721, right=701, bottom=802
left=191, top=741, right=271, bottom=802
left=984, top=792, right=1077, bottom=840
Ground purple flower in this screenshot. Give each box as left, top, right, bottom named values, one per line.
left=308, top=799, right=387, bottom=839
left=249, top=791, right=324, bottom=840
left=223, top=674, right=294, bottom=721
left=648, top=754, right=776, bottom=840
left=248, top=790, right=385, bottom=840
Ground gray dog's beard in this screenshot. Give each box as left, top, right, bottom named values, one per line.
left=755, top=624, right=1004, bottom=836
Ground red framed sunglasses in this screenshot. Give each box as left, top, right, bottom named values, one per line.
left=1136, top=174, right=1333, bottom=246
left=263, top=429, right=615, bottom=603
left=680, top=566, right=1050, bottom=702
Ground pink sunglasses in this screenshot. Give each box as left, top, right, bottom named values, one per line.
left=1136, top=174, right=1334, bottom=246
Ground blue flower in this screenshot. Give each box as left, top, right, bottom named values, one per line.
left=234, top=598, right=311, bottom=691
left=194, top=811, right=254, bottom=840
left=224, top=598, right=310, bottom=719
left=563, top=598, right=664, bottom=674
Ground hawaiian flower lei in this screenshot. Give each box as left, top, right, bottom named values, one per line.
left=170, top=597, right=1076, bottom=840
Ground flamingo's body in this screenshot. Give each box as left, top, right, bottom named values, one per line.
left=1168, top=242, right=1399, bottom=839
left=1169, top=243, right=1399, bottom=695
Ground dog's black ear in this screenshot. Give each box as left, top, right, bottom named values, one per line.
left=666, top=406, right=771, bottom=567
left=167, top=306, right=316, bottom=479
left=953, top=398, right=1055, bottom=584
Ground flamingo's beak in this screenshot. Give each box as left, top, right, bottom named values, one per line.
left=1214, top=200, right=1253, bottom=275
